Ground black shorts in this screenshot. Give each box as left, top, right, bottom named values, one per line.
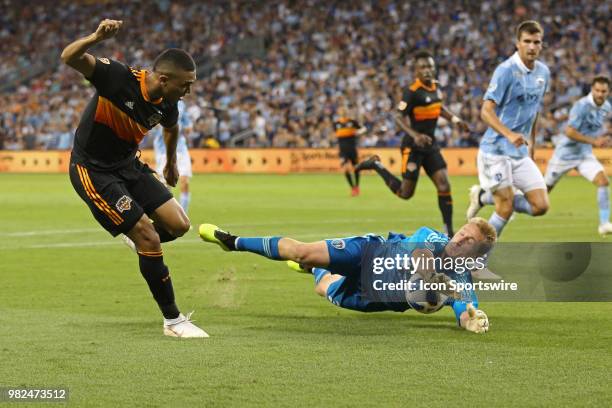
left=400, top=146, right=447, bottom=181
left=69, top=157, right=173, bottom=236
left=338, top=137, right=358, bottom=165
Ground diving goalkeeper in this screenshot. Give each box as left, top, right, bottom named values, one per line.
left=199, top=218, right=495, bottom=334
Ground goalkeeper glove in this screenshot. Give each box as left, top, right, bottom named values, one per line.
left=465, top=303, right=489, bottom=334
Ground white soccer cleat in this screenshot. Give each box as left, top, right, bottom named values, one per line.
left=163, top=312, right=209, bottom=338
left=121, top=234, right=136, bottom=253
left=598, top=222, right=612, bottom=237
left=466, top=185, right=483, bottom=220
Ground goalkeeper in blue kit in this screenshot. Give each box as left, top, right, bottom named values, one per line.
left=199, top=218, right=496, bottom=334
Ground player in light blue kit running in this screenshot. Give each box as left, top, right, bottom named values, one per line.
left=466, top=21, right=551, bottom=238
left=153, top=100, right=193, bottom=213
left=545, top=76, right=612, bottom=236
left=198, top=218, right=496, bottom=334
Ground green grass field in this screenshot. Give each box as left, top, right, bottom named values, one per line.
left=1, top=173, right=610, bottom=407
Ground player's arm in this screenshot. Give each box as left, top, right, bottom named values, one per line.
left=162, top=124, right=179, bottom=187
left=60, top=19, right=123, bottom=78
left=481, top=65, right=527, bottom=148
left=566, top=126, right=608, bottom=147
left=529, top=113, right=539, bottom=158
left=481, top=100, right=527, bottom=148
left=394, top=92, right=431, bottom=147
left=441, top=106, right=469, bottom=132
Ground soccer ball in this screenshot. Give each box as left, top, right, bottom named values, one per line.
left=405, top=274, right=448, bottom=314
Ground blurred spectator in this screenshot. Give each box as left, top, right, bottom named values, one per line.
left=1, top=0, right=610, bottom=150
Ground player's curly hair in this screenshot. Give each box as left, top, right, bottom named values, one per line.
left=153, top=48, right=195, bottom=72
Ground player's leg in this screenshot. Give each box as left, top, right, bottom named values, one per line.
left=513, top=157, right=549, bottom=216
left=177, top=150, right=193, bottom=213
left=341, top=158, right=356, bottom=189
left=199, top=223, right=331, bottom=266
left=130, top=161, right=191, bottom=242
left=578, top=155, right=611, bottom=234
left=544, top=156, right=575, bottom=193
left=127, top=161, right=206, bottom=336
left=425, top=151, right=453, bottom=236
left=69, top=162, right=204, bottom=336
left=355, top=153, right=404, bottom=195
left=179, top=175, right=190, bottom=212
left=477, top=151, right=515, bottom=237
left=348, top=147, right=360, bottom=196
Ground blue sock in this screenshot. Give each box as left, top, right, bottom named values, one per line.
left=236, top=237, right=282, bottom=260
left=489, top=212, right=508, bottom=237
left=513, top=194, right=533, bottom=215
left=598, top=186, right=610, bottom=225
left=481, top=190, right=494, bottom=205
left=312, top=268, right=331, bottom=285
left=180, top=192, right=190, bottom=213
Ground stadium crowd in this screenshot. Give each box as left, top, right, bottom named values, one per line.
left=1, top=0, right=610, bottom=151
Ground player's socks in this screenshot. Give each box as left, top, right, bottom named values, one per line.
left=344, top=171, right=355, bottom=188
left=480, top=189, right=494, bottom=205
left=354, top=170, right=360, bottom=187
left=437, top=191, right=454, bottom=236
left=488, top=212, right=508, bottom=237
left=154, top=224, right=177, bottom=243
left=180, top=192, right=191, bottom=213
left=512, top=194, right=533, bottom=215
left=372, top=162, right=402, bottom=194
left=236, top=237, right=282, bottom=260
left=138, top=251, right=180, bottom=319
left=597, top=186, right=610, bottom=225
left=312, top=267, right=331, bottom=285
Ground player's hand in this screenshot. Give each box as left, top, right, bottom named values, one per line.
left=163, top=160, right=179, bottom=187
left=465, top=303, right=489, bottom=334
left=413, top=133, right=432, bottom=147
left=93, top=19, right=123, bottom=42
left=507, top=131, right=528, bottom=148
left=592, top=136, right=609, bottom=148
left=455, top=119, right=470, bottom=133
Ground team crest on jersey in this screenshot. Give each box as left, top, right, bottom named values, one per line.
left=98, top=57, right=110, bottom=64
left=536, top=77, right=545, bottom=87
left=425, top=96, right=431, bottom=103
left=331, top=239, right=345, bottom=250
left=147, top=113, right=162, bottom=127
left=116, top=195, right=132, bottom=213
left=425, top=232, right=447, bottom=244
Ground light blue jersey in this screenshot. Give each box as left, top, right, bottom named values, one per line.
left=480, top=52, right=550, bottom=159
left=152, top=100, right=191, bottom=155
left=553, top=94, right=612, bottom=161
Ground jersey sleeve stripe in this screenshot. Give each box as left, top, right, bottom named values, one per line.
left=94, top=96, right=149, bottom=144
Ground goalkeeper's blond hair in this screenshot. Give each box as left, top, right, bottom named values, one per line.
left=468, top=217, right=497, bottom=252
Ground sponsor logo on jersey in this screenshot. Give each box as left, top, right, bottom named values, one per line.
left=125, top=101, right=134, bottom=110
